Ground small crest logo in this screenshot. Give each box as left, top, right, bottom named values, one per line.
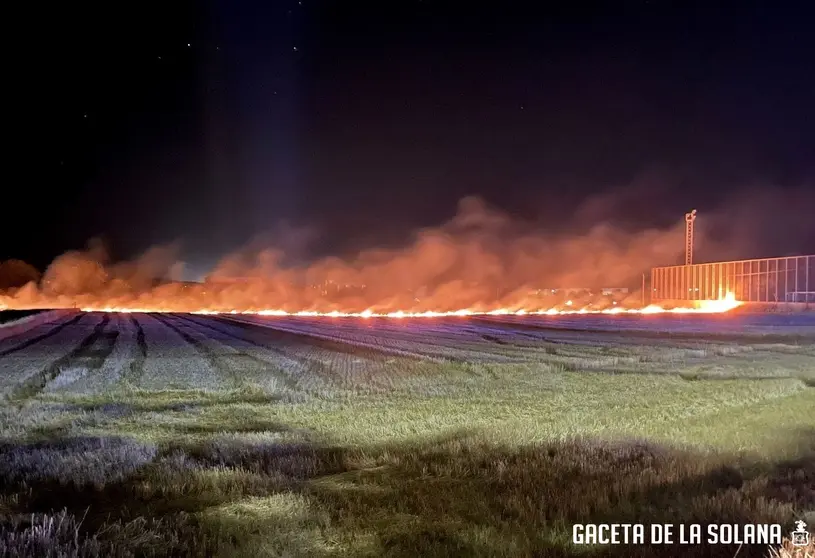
left=792, top=520, right=810, bottom=547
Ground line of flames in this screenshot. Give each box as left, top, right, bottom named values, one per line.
left=66, top=293, right=742, bottom=317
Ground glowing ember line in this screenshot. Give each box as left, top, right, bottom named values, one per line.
left=76, top=293, right=742, bottom=316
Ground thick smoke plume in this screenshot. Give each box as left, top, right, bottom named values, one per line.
left=0, top=194, right=769, bottom=313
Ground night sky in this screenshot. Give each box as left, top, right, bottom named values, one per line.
left=6, top=0, right=815, bottom=274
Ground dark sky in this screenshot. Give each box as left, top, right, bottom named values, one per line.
left=6, top=0, right=815, bottom=272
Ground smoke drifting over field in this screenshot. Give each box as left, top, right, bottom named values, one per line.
left=0, top=194, right=787, bottom=313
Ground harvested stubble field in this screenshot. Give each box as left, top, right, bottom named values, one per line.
left=0, top=310, right=813, bottom=558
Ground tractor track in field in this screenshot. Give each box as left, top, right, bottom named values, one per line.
left=179, top=313, right=361, bottom=372
left=9, top=315, right=115, bottom=400
left=124, top=315, right=148, bottom=385
left=231, top=316, right=528, bottom=364
left=210, top=315, right=429, bottom=362
left=479, top=333, right=510, bottom=345
left=155, top=314, right=302, bottom=391
left=150, top=314, right=242, bottom=388
left=177, top=314, right=383, bottom=391
left=472, top=316, right=815, bottom=343
left=0, top=313, right=86, bottom=358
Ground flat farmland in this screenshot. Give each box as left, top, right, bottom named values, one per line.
left=0, top=310, right=813, bottom=557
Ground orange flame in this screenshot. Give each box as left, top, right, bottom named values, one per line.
left=66, top=292, right=741, bottom=317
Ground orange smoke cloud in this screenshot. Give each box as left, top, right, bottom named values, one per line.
left=0, top=197, right=740, bottom=315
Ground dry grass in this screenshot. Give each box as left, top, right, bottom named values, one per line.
left=767, top=537, right=815, bottom=558
left=0, top=433, right=812, bottom=557
left=0, top=508, right=215, bottom=558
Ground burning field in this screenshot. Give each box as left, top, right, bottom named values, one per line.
left=0, top=200, right=812, bottom=557
left=0, top=198, right=749, bottom=317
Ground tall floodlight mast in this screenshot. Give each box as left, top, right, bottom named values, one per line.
left=685, top=210, right=697, bottom=266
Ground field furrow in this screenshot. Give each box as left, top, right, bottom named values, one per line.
left=123, top=315, right=148, bottom=385
left=179, top=314, right=387, bottom=395
left=229, top=315, right=520, bottom=363
left=250, top=316, right=594, bottom=357
left=158, top=314, right=311, bottom=395
left=220, top=316, right=432, bottom=361
left=477, top=314, right=815, bottom=339
left=45, top=314, right=142, bottom=394
left=135, top=313, right=224, bottom=391
left=0, top=314, right=110, bottom=399
left=0, top=312, right=86, bottom=357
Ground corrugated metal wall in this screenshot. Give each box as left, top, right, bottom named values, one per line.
left=651, top=255, right=815, bottom=303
